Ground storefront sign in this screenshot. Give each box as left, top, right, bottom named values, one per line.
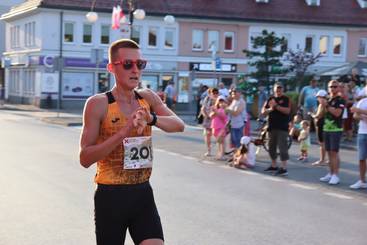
left=190, top=62, right=237, bottom=72
left=64, top=57, right=108, bottom=68
left=41, top=73, right=59, bottom=93
left=62, top=72, right=94, bottom=98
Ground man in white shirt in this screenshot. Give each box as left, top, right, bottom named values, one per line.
left=350, top=97, right=367, bottom=189
left=218, top=82, right=229, bottom=98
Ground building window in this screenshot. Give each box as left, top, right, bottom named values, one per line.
left=64, top=23, right=74, bottom=43
left=148, top=27, right=158, bottom=47
left=208, top=30, right=219, bottom=52
left=101, top=25, right=110, bottom=44
left=305, top=36, right=313, bottom=53
left=192, top=29, right=203, bottom=51
left=358, top=38, right=367, bottom=56
left=24, top=70, right=35, bottom=96
left=9, top=70, right=20, bottom=94
left=131, top=26, right=141, bottom=45
left=164, top=28, right=174, bottom=49
left=319, top=36, right=329, bottom=55
left=83, top=24, right=92, bottom=44
left=25, top=22, right=36, bottom=47
left=224, top=32, right=234, bottom=52
left=333, top=36, right=342, bottom=55
left=10, top=25, right=20, bottom=48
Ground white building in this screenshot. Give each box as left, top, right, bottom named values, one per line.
left=1, top=0, right=179, bottom=108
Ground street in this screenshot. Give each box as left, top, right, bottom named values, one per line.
left=1, top=110, right=366, bottom=245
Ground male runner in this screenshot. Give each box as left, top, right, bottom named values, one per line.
left=79, top=39, right=184, bottom=245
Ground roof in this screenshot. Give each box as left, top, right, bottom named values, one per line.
left=2, top=0, right=367, bottom=27
left=320, top=61, right=367, bottom=76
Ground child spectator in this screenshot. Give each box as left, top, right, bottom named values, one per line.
left=289, top=114, right=303, bottom=140
left=210, top=96, right=229, bottom=160
left=298, top=120, right=311, bottom=162
left=232, top=136, right=256, bottom=169
left=311, top=90, right=328, bottom=166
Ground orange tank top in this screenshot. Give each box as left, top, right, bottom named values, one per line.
left=95, top=91, right=152, bottom=185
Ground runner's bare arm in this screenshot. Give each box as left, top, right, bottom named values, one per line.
left=79, top=95, right=134, bottom=168
left=140, top=89, right=185, bottom=132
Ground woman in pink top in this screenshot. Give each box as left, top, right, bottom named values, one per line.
left=210, top=96, right=229, bottom=160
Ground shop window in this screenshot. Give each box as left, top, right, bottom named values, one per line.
left=141, top=75, right=159, bottom=91
left=98, top=73, right=109, bottom=93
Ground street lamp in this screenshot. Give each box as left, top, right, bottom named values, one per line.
left=86, top=0, right=98, bottom=23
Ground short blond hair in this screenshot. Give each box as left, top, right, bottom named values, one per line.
left=108, top=39, right=140, bottom=62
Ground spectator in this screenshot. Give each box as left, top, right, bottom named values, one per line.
left=257, top=84, right=268, bottom=119
left=298, top=78, right=319, bottom=128
left=319, top=80, right=346, bottom=185
left=311, top=89, right=328, bottom=166
left=289, top=114, right=303, bottom=140
left=156, top=86, right=165, bottom=102
left=262, top=82, right=291, bottom=176
left=231, top=136, right=256, bottom=170
left=196, top=85, right=208, bottom=124
left=164, top=81, right=176, bottom=110
left=226, top=88, right=247, bottom=149
left=210, top=96, right=229, bottom=160
left=349, top=98, right=367, bottom=189
left=297, top=120, right=311, bottom=162
left=201, top=88, right=219, bottom=156
left=218, top=82, right=229, bottom=98
left=344, top=80, right=360, bottom=141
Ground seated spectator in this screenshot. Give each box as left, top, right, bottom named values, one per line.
left=231, top=136, right=256, bottom=169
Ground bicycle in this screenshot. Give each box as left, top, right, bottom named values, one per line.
left=253, top=118, right=292, bottom=155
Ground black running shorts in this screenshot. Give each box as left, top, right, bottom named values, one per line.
left=94, top=181, right=164, bottom=245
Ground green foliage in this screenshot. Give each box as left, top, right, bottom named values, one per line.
left=237, top=75, right=258, bottom=96
left=243, top=30, right=287, bottom=86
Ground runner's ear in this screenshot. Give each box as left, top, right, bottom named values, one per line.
left=107, top=63, right=114, bottom=73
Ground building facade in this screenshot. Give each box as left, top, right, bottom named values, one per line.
left=1, top=0, right=367, bottom=110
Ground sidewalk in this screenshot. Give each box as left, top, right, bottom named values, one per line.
left=0, top=103, right=357, bottom=151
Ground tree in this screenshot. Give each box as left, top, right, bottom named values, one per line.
left=285, top=49, right=322, bottom=91
left=243, top=30, right=287, bottom=88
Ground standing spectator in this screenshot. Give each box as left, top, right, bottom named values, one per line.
left=356, top=79, right=367, bottom=100
left=261, top=82, right=291, bottom=176
left=297, top=120, right=311, bottom=162
left=343, top=80, right=360, bottom=141
left=319, top=80, right=346, bottom=185
left=201, top=88, right=219, bottom=156
left=210, top=96, right=229, bottom=160
left=164, top=81, right=176, bottom=110
left=156, top=86, right=165, bottom=102
left=226, top=88, right=247, bottom=148
left=257, top=84, right=268, bottom=119
left=218, top=82, right=229, bottom=99
left=349, top=98, right=367, bottom=189
left=298, top=78, right=319, bottom=126
left=311, top=89, right=328, bottom=166
left=196, top=85, right=208, bottom=123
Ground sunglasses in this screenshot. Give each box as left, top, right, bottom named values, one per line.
left=328, top=85, right=338, bottom=89
left=113, top=59, right=147, bottom=70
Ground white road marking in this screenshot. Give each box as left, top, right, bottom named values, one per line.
left=263, top=176, right=285, bottom=182
left=167, top=152, right=180, bottom=156
left=324, top=192, right=353, bottom=200
left=183, top=156, right=197, bottom=161
left=155, top=148, right=166, bottom=153
left=242, top=171, right=261, bottom=176
left=202, top=160, right=215, bottom=165
left=290, top=183, right=317, bottom=190
left=218, top=165, right=231, bottom=169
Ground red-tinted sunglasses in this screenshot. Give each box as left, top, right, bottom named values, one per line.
left=113, top=59, right=147, bottom=70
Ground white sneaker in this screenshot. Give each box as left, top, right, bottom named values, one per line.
left=328, top=175, right=340, bottom=185
left=349, top=180, right=367, bottom=189
left=320, top=173, right=332, bottom=182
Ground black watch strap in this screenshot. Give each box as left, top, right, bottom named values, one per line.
left=147, top=112, right=157, bottom=126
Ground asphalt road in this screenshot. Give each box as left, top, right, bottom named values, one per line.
left=0, top=110, right=366, bottom=245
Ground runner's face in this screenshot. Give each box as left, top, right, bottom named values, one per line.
left=111, top=48, right=143, bottom=90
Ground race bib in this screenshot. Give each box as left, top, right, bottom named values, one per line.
left=123, top=136, right=153, bottom=169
